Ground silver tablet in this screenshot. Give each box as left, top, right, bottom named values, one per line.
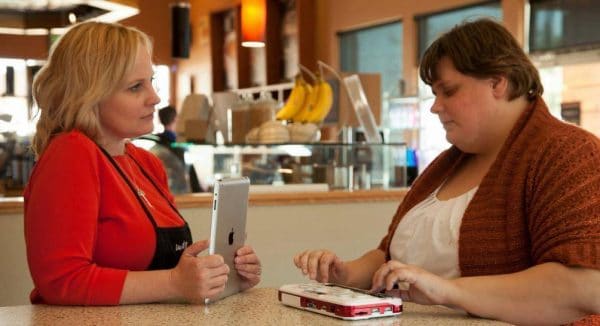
left=206, top=177, right=250, bottom=303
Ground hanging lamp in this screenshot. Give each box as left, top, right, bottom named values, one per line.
left=241, top=0, right=266, bottom=47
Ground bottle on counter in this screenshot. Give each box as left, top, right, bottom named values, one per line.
left=9, top=141, right=23, bottom=188
left=22, top=142, right=35, bottom=186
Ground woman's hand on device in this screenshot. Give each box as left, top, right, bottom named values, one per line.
left=234, top=245, right=262, bottom=290
left=370, top=260, right=453, bottom=305
left=170, top=240, right=230, bottom=303
left=293, top=249, right=348, bottom=284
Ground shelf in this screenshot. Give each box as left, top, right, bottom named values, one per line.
left=179, top=142, right=408, bottom=191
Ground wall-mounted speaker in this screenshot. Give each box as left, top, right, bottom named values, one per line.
left=4, top=66, right=14, bottom=96
left=171, top=2, right=191, bottom=58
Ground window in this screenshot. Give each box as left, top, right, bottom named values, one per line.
left=339, top=21, right=403, bottom=128
left=416, top=1, right=502, bottom=60
left=0, top=59, right=38, bottom=136
left=529, top=0, right=600, bottom=53
left=0, top=58, right=171, bottom=136
left=152, top=64, right=171, bottom=133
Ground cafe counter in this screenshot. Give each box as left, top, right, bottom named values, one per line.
left=0, top=189, right=408, bottom=306
left=0, top=288, right=509, bottom=325
left=0, top=188, right=408, bottom=213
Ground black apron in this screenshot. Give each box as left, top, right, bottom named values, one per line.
left=99, top=146, right=193, bottom=270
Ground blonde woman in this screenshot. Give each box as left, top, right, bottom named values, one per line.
left=25, top=21, right=261, bottom=305
left=294, top=19, right=600, bottom=325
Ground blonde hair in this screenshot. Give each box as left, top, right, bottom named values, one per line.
left=31, top=21, right=153, bottom=158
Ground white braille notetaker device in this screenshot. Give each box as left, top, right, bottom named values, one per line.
left=278, top=283, right=402, bottom=320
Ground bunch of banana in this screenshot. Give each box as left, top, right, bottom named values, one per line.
left=291, top=82, right=317, bottom=122
left=276, top=74, right=309, bottom=120
left=305, top=76, right=333, bottom=123
left=291, top=74, right=333, bottom=124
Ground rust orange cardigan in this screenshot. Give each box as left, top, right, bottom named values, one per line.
left=379, top=96, right=600, bottom=324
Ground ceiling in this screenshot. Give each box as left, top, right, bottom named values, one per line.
left=0, top=0, right=139, bottom=35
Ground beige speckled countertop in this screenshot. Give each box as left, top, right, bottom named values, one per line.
left=0, top=288, right=509, bottom=325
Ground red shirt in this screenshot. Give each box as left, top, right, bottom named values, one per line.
left=24, top=131, right=187, bottom=305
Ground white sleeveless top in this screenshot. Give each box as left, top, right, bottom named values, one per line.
left=389, top=185, right=478, bottom=279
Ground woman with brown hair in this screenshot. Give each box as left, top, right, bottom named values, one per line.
left=294, top=18, right=599, bottom=324
left=25, top=21, right=261, bottom=305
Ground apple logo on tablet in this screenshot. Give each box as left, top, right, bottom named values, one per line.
left=228, top=228, right=234, bottom=245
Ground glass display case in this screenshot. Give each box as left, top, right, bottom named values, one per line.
left=180, top=142, right=408, bottom=191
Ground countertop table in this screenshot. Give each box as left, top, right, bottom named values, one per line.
left=0, top=288, right=509, bottom=325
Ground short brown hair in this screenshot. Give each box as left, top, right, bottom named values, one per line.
left=419, top=18, right=543, bottom=101
left=158, top=106, right=177, bottom=126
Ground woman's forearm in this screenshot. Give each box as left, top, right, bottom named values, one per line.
left=120, top=270, right=180, bottom=304
left=345, top=249, right=386, bottom=289
left=447, top=263, right=600, bottom=325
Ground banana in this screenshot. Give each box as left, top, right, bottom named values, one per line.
left=306, top=77, right=333, bottom=123
left=291, top=82, right=316, bottom=122
left=276, top=75, right=308, bottom=120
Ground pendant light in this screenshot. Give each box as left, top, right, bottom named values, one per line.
left=241, top=0, right=266, bottom=48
